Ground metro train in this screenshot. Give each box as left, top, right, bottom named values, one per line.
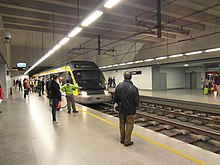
left=33, top=61, right=112, bottom=104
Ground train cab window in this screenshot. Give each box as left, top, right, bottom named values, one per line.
left=73, top=70, right=105, bottom=90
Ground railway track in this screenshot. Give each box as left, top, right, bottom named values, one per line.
left=89, top=101, right=220, bottom=155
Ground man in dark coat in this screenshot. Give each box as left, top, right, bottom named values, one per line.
left=113, top=71, right=139, bottom=146
left=51, top=75, right=61, bottom=122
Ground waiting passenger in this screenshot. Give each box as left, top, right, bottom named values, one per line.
left=215, top=73, right=220, bottom=95
left=113, top=71, right=139, bottom=146
left=60, top=79, right=80, bottom=113
left=0, top=81, right=4, bottom=113
left=51, top=75, right=62, bottom=123
left=46, top=77, right=52, bottom=106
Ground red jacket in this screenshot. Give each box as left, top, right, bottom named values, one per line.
left=0, top=87, right=4, bottom=99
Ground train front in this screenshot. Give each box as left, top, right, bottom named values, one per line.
left=71, top=62, right=112, bottom=104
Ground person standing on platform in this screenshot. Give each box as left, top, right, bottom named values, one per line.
left=23, top=78, right=28, bottom=99
left=0, top=81, right=4, bottom=113
left=51, top=75, right=61, bottom=122
left=42, top=78, right=45, bottom=95
left=112, top=76, right=116, bottom=88
left=60, top=79, right=79, bottom=113
left=113, top=71, right=139, bottom=147
left=46, top=77, right=52, bottom=106
left=38, top=77, right=42, bottom=97
left=215, top=73, right=220, bottom=95
left=18, top=79, right=22, bottom=91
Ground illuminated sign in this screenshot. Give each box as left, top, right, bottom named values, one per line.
left=74, top=64, right=95, bottom=68
left=17, top=62, right=26, bottom=68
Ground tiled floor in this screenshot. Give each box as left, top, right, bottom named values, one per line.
left=0, top=92, right=219, bottom=165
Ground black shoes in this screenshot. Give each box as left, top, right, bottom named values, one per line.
left=72, top=111, right=79, bottom=113
left=68, top=111, right=71, bottom=113
left=124, top=141, right=134, bottom=147
left=120, top=139, right=124, bottom=144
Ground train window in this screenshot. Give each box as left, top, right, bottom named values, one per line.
left=73, top=70, right=105, bottom=90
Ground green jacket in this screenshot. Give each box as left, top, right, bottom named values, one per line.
left=60, top=84, right=79, bottom=94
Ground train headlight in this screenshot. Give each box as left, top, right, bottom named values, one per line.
left=104, top=90, right=109, bottom=95
left=81, top=91, right=88, bottom=97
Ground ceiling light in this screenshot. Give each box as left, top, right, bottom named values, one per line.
left=53, top=44, right=61, bottom=51
left=119, top=63, right=126, bottom=66
left=113, top=64, right=119, bottom=67
left=106, top=65, right=113, bottom=68
left=134, top=60, right=144, bottom=63
left=81, top=10, right=103, bottom=27
left=59, top=37, right=70, bottom=46
left=156, top=56, right=167, bottom=60
left=185, top=51, right=202, bottom=55
left=68, top=27, right=83, bottom=38
left=169, top=54, right=183, bottom=58
left=144, top=58, right=154, bottom=62
left=184, top=64, right=189, bottom=67
left=205, top=47, right=220, bottom=53
left=104, top=0, right=121, bottom=8
left=126, top=62, right=134, bottom=65
left=102, top=66, right=107, bottom=68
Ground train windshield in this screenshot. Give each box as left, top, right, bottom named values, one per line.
left=73, top=70, right=106, bottom=90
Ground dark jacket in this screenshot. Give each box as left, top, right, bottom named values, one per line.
left=113, top=80, right=139, bottom=115
left=216, top=76, right=220, bottom=85
left=51, top=80, right=61, bottom=101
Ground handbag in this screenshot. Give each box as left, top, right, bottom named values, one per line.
left=57, top=101, right=61, bottom=109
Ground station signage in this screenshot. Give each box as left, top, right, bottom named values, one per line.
left=130, top=71, right=142, bottom=75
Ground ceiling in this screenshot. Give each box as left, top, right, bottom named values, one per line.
left=0, top=0, right=220, bottom=71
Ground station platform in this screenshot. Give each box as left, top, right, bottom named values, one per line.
left=109, top=88, right=220, bottom=106
left=0, top=92, right=219, bottom=165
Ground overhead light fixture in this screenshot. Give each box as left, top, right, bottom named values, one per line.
left=205, top=47, right=220, bottom=53
left=113, top=64, right=119, bottom=67
left=104, top=0, right=121, bottom=8
left=184, top=64, right=189, bottom=67
left=59, top=37, right=70, bottom=45
left=102, top=66, right=107, bottom=68
left=81, top=10, right=103, bottom=27
left=169, top=54, right=183, bottom=58
left=68, top=27, right=82, bottom=38
left=126, top=62, right=134, bottom=65
left=156, top=56, right=167, bottom=60
left=134, top=60, right=144, bottom=63
left=119, top=63, right=126, bottom=66
left=185, top=51, right=202, bottom=55
left=144, top=58, right=154, bottom=62
left=52, top=44, right=61, bottom=51
left=106, top=65, right=113, bottom=68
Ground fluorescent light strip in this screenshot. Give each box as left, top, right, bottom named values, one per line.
left=185, top=51, right=202, bottom=55
left=59, top=37, right=70, bottom=45
left=119, top=63, right=126, bottom=66
left=126, top=62, right=134, bottom=65
left=156, top=56, right=167, bottom=60
left=205, top=47, right=220, bottom=53
left=106, top=65, right=113, bottom=68
left=68, top=27, right=82, bottom=38
left=113, top=64, right=119, bottom=67
left=144, top=58, right=154, bottom=62
left=184, top=64, right=189, bottom=66
left=104, top=0, right=121, bottom=8
left=81, top=10, right=103, bottom=27
left=169, top=54, right=183, bottom=58
left=134, top=60, right=144, bottom=63
left=53, top=44, right=61, bottom=51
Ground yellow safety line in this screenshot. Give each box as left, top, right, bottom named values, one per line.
left=77, top=106, right=208, bottom=165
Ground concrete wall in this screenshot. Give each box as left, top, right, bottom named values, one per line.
left=159, top=67, right=186, bottom=89
left=103, top=66, right=152, bottom=90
